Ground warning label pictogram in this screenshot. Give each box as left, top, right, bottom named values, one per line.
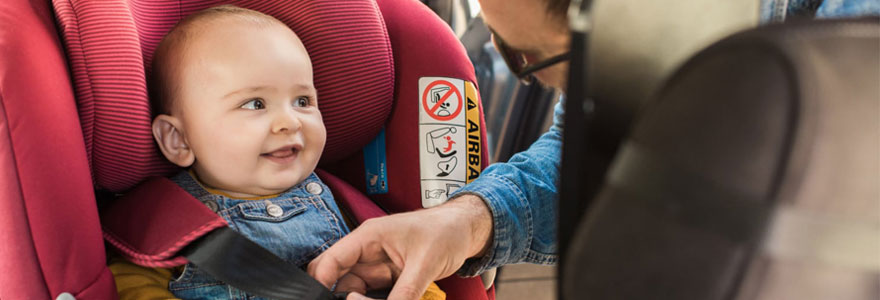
left=418, top=77, right=482, bottom=208
left=421, top=80, right=463, bottom=121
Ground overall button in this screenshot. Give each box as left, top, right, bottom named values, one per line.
left=266, top=204, right=284, bottom=217
left=306, top=182, right=323, bottom=195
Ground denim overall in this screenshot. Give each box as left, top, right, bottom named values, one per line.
left=167, top=171, right=350, bottom=300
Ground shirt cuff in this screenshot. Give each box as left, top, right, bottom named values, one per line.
left=449, top=174, right=532, bottom=277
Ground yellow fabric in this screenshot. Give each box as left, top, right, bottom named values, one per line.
left=421, top=282, right=447, bottom=300
left=108, top=256, right=178, bottom=300
left=188, top=169, right=280, bottom=200
left=201, top=184, right=280, bottom=200
left=109, top=257, right=445, bottom=300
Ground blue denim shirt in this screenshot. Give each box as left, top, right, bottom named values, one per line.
left=167, top=171, right=350, bottom=300
left=762, top=0, right=880, bottom=22
left=452, top=0, right=880, bottom=277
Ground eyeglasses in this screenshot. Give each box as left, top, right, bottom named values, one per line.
left=489, top=27, right=571, bottom=85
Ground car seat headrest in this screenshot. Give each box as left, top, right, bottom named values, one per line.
left=53, top=0, right=394, bottom=192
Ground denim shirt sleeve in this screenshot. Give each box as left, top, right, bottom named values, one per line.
left=761, top=0, right=879, bottom=23
left=451, top=98, right=564, bottom=277
left=815, top=0, right=880, bottom=18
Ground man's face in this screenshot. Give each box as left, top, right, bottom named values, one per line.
left=171, top=21, right=325, bottom=198
left=479, top=0, right=570, bottom=89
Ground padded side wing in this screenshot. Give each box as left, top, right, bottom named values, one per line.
left=0, top=0, right=114, bottom=299
left=322, top=0, right=494, bottom=299
left=324, top=0, right=490, bottom=216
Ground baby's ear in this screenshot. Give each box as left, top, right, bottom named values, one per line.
left=152, top=115, right=195, bottom=167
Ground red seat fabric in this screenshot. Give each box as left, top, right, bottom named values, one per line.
left=101, top=177, right=228, bottom=268
left=324, top=1, right=493, bottom=298
left=324, top=0, right=492, bottom=215
left=0, top=0, right=115, bottom=299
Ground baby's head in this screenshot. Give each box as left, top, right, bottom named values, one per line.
left=150, top=5, right=323, bottom=198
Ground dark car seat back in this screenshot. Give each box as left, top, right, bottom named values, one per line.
left=563, top=17, right=880, bottom=300
left=559, top=0, right=763, bottom=250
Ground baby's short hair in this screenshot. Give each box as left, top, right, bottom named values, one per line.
left=149, top=5, right=289, bottom=115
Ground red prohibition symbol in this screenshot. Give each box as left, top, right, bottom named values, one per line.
left=422, top=80, right=463, bottom=121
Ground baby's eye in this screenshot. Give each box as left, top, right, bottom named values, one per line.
left=293, top=96, right=310, bottom=108
left=240, top=98, right=265, bottom=110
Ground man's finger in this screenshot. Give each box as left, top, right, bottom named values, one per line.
left=348, top=261, right=396, bottom=290
left=308, top=235, right=363, bottom=287
left=346, top=292, right=374, bottom=300
left=336, top=273, right=368, bottom=295
left=386, top=257, right=434, bottom=300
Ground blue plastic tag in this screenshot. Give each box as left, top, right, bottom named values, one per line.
left=363, top=127, right=389, bottom=194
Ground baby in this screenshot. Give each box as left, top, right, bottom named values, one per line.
left=108, top=5, right=444, bottom=300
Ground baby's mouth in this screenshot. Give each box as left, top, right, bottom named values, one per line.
left=261, top=146, right=300, bottom=163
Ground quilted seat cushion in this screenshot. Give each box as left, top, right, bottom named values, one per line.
left=53, top=0, right=394, bottom=192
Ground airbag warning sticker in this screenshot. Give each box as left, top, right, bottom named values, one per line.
left=419, top=77, right=481, bottom=208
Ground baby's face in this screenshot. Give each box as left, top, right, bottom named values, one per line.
left=171, top=22, right=323, bottom=198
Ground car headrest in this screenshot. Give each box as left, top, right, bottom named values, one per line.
left=563, top=17, right=880, bottom=299
left=53, top=0, right=394, bottom=192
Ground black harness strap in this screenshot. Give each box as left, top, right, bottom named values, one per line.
left=180, top=227, right=338, bottom=300
left=179, top=215, right=392, bottom=300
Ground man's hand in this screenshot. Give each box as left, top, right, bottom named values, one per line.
left=308, top=195, right=493, bottom=300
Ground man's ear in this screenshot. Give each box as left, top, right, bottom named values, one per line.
left=152, top=114, right=195, bottom=167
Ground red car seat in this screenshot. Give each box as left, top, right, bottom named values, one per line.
left=0, top=0, right=493, bottom=299
left=0, top=0, right=112, bottom=298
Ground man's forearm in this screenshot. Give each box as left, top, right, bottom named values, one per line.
left=444, top=194, right=494, bottom=259
left=450, top=100, right=565, bottom=276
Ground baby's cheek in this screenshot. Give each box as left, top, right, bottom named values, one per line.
left=209, top=147, right=258, bottom=181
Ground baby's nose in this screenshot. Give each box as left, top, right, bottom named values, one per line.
left=271, top=111, right=303, bottom=133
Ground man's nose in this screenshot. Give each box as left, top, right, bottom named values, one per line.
left=271, top=109, right=303, bottom=134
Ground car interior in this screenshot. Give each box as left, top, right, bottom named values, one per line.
left=0, top=0, right=877, bottom=299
